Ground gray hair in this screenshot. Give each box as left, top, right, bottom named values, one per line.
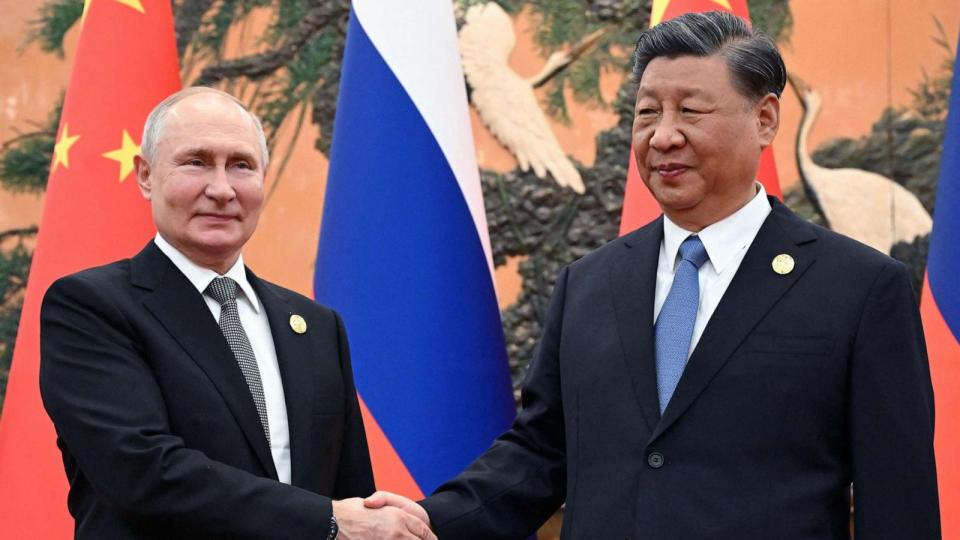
left=140, top=86, right=270, bottom=169
left=632, top=11, right=786, bottom=101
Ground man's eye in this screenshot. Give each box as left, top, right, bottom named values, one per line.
left=681, top=107, right=702, bottom=114
left=233, top=161, right=252, bottom=170
left=637, top=108, right=658, bottom=117
left=185, top=159, right=204, bottom=167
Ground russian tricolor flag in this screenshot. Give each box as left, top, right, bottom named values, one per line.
left=922, top=32, right=960, bottom=540
left=314, top=1, right=515, bottom=498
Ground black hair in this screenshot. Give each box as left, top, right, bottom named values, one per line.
left=632, top=11, right=786, bottom=100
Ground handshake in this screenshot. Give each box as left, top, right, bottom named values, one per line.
left=332, top=491, right=435, bottom=540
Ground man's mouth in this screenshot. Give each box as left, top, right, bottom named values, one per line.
left=654, top=163, right=689, bottom=178
left=196, top=213, right=237, bottom=221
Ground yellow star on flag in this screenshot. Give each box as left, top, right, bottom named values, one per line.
left=102, top=129, right=141, bottom=182
left=83, top=0, right=146, bottom=24
left=650, top=0, right=733, bottom=27
left=52, top=123, right=81, bottom=172
left=114, top=0, right=146, bottom=13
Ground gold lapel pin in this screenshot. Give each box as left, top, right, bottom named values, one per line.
left=772, top=254, right=795, bottom=275
left=289, top=314, right=307, bottom=334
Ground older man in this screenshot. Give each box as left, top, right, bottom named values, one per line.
left=39, top=87, right=435, bottom=540
left=368, top=11, right=940, bottom=539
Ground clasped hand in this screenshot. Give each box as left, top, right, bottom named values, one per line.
left=332, top=491, right=433, bottom=540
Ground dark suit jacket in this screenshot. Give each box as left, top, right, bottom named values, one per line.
left=421, top=198, right=940, bottom=539
left=39, top=241, right=374, bottom=539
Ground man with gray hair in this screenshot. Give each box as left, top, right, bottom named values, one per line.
left=367, top=10, right=940, bottom=538
left=39, top=87, right=436, bottom=539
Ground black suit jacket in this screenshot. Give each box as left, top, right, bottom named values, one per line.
left=421, top=199, right=940, bottom=539
left=39, top=241, right=374, bottom=539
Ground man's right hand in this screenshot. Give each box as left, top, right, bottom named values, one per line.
left=332, top=498, right=436, bottom=540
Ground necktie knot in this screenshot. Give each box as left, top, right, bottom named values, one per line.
left=206, top=277, right=238, bottom=305
left=679, top=236, right=708, bottom=269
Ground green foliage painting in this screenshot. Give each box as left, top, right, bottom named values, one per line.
left=1, top=0, right=806, bottom=409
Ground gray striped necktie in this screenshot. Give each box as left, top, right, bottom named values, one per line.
left=205, top=277, right=270, bottom=444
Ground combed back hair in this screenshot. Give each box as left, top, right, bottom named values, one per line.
left=632, top=11, right=786, bottom=101
left=140, top=86, right=270, bottom=169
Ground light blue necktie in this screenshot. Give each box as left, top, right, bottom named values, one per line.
left=655, top=235, right=709, bottom=413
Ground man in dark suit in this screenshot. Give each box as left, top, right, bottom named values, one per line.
left=367, top=11, right=941, bottom=539
left=39, top=87, right=436, bottom=539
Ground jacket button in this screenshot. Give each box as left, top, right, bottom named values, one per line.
left=647, top=451, right=665, bottom=469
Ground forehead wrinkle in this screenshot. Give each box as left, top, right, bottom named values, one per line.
left=163, top=118, right=259, bottom=153
left=168, top=97, right=257, bottom=135
left=637, top=83, right=713, bottom=101
left=172, top=146, right=212, bottom=158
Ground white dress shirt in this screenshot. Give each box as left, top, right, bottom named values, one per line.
left=654, top=185, right=772, bottom=359
left=154, top=234, right=292, bottom=484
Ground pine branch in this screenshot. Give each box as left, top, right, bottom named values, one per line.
left=0, top=131, right=56, bottom=151
left=174, top=0, right=217, bottom=57
left=0, top=135, right=54, bottom=194
left=747, top=0, right=793, bottom=42
left=23, top=0, right=83, bottom=57
left=0, top=227, right=38, bottom=244
left=192, top=0, right=349, bottom=86
left=0, top=99, right=61, bottom=195
left=530, top=27, right=610, bottom=88
left=0, top=238, right=32, bottom=402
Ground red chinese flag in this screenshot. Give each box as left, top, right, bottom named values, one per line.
left=0, top=1, right=179, bottom=536
left=922, top=35, right=960, bottom=539
left=619, top=0, right=782, bottom=235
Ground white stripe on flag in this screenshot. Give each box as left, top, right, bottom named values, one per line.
left=353, top=0, right=496, bottom=282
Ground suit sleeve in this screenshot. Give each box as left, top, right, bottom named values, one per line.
left=849, top=261, right=941, bottom=538
left=420, top=267, right=570, bottom=539
left=39, top=274, right=333, bottom=539
left=331, top=310, right=376, bottom=498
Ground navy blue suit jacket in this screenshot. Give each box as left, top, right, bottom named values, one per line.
left=421, top=198, right=940, bottom=539
left=40, top=242, right=374, bottom=539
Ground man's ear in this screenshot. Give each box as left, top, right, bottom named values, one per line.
left=134, top=155, right=152, bottom=200
left=756, top=93, right=780, bottom=148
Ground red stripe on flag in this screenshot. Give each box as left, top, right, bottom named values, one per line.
left=358, top=396, right=425, bottom=499
left=661, top=0, right=749, bottom=23
left=619, top=151, right=663, bottom=235
left=0, top=1, right=180, bottom=535
left=921, top=275, right=960, bottom=540
left=757, top=146, right=782, bottom=199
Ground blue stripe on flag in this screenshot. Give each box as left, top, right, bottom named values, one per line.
left=315, top=10, right=515, bottom=493
left=928, top=36, right=960, bottom=341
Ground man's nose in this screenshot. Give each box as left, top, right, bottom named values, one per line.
left=648, top=114, right=685, bottom=151
left=205, top=166, right=236, bottom=201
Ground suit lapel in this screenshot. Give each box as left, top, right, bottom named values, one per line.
left=248, top=272, right=316, bottom=489
left=132, top=243, right=278, bottom=479
left=609, top=218, right=664, bottom=432
left=651, top=199, right=819, bottom=441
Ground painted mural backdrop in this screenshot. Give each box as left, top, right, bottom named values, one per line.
left=3, top=0, right=957, bottom=397
left=0, top=0, right=957, bottom=536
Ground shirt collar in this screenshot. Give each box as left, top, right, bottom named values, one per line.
left=153, top=233, right=261, bottom=313
left=662, top=183, right=772, bottom=274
